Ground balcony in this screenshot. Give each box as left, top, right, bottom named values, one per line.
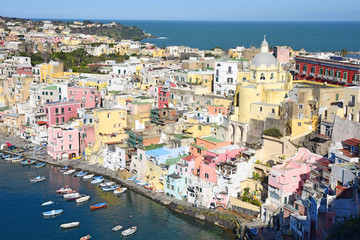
left=348, top=101, right=356, bottom=107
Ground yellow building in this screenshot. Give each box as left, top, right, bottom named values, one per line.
left=79, top=78, right=107, bottom=90
left=39, top=61, right=79, bottom=84
left=152, top=49, right=166, bottom=58
left=144, top=160, right=167, bottom=190
left=187, top=71, right=213, bottom=92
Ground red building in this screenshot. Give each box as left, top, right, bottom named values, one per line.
left=294, top=55, right=360, bottom=86
left=157, top=85, right=170, bottom=108
left=17, top=67, right=33, bottom=77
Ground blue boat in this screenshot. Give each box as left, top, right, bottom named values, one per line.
left=92, top=176, right=103, bottom=179
left=74, top=171, right=88, bottom=177
left=127, top=177, right=136, bottom=181
left=36, top=163, right=46, bottom=168
left=1, top=154, right=10, bottom=159
left=60, top=166, right=68, bottom=172
left=102, top=185, right=119, bottom=191
left=91, top=178, right=104, bottom=184
left=42, top=209, right=63, bottom=217
left=21, top=160, right=36, bottom=166
left=90, top=202, right=107, bottom=210
left=34, top=146, right=43, bottom=151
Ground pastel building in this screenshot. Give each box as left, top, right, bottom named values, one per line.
left=43, top=101, right=81, bottom=126
left=263, top=148, right=327, bottom=223
left=47, top=126, right=80, bottom=160
left=68, top=87, right=101, bottom=108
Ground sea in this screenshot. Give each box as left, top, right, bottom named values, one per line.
left=0, top=161, right=233, bottom=240
left=35, top=19, right=360, bottom=52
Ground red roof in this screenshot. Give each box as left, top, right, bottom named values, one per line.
left=182, top=155, right=197, bottom=162
left=342, top=138, right=360, bottom=147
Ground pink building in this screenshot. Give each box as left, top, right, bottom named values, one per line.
left=43, top=101, right=81, bottom=126
left=47, top=126, right=80, bottom=160
left=199, top=145, right=246, bottom=183
left=265, top=148, right=327, bottom=210
left=68, top=87, right=101, bottom=108
left=175, top=155, right=196, bottom=177
left=79, top=124, right=95, bottom=156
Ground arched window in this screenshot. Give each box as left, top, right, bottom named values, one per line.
left=205, top=173, right=209, bottom=178
left=252, top=71, right=256, bottom=79
left=260, top=73, right=265, bottom=80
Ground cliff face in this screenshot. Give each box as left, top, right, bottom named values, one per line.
left=300, top=134, right=331, bottom=156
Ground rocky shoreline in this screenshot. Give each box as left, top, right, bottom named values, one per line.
left=1, top=135, right=250, bottom=239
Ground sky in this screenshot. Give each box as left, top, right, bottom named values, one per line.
left=1, top=0, right=360, bottom=21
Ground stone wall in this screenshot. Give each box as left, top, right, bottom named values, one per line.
left=332, top=116, right=360, bottom=143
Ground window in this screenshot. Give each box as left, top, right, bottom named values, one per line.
left=303, top=65, right=307, bottom=73
left=260, top=73, right=265, bottom=80
left=298, top=113, right=303, bottom=119
left=205, top=173, right=209, bottom=178
left=311, top=66, right=315, bottom=74
left=50, top=92, right=53, bottom=96
left=336, top=70, right=341, bottom=79
left=272, top=108, right=275, bottom=114
left=59, top=88, right=61, bottom=93
left=298, top=122, right=301, bottom=127
left=336, top=94, right=339, bottom=101
left=319, top=67, right=323, bottom=75
left=228, top=66, right=232, bottom=73
left=227, top=78, right=233, bottom=83
left=61, top=108, right=64, bottom=113
left=69, top=144, right=72, bottom=150
left=353, top=74, right=359, bottom=82
left=69, top=134, right=72, bottom=140
left=329, top=69, right=334, bottom=77
left=61, top=117, right=64, bottom=122
left=260, top=107, right=263, bottom=112
left=107, top=113, right=110, bottom=118
left=197, top=148, right=201, bottom=154
left=68, top=108, right=71, bottom=112
left=45, top=92, right=48, bottom=95
left=324, top=69, right=329, bottom=76
left=298, top=104, right=303, bottom=110
left=56, top=118, right=59, bottom=123
left=296, top=64, right=300, bottom=70
left=270, top=73, right=274, bottom=80
left=343, top=71, right=348, bottom=80
left=215, top=77, right=219, bottom=82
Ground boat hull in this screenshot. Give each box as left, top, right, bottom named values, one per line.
left=90, top=203, right=107, bottom=210
left=60, top=222, right=80, bottom=229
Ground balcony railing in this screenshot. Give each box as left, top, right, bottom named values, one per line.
left=348, top=101, right=356, bottom=107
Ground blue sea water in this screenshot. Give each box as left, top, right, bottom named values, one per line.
left=0, top=161, right=233, bottom=240
left=32, top=19, right=360, bottom=52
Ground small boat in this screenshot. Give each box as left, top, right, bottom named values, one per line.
left=36, top=163, right=46, bottom=168
left=127, top=177, right=136, bottom=181
left=30, top=176, right=46, bottom=183
left=112, top=225, right=123, bottom=231
left=144, top=183, right=153, bottom=190
left=60, top=166, right=69, bottom=172
left=102, top=185, right=119, bottom=192
left=133, top=180, right=146, bottom=186
left=88, top=163, right=97, bottom=166
left=80, top=235, right=91, bottom=240
left=100, top=181, right=114, bottom=187
left=63, top=192, right=81, bottom=200
left=43, top=209, right=63, bottom=217
left=34, top=146, right=43, bottom=151
left=11, top=157, right=24, bottom=163
left=60, top=222, right=80, bottom=229
left=76, top=195, right=90, bottom=203
left=63, top=169, right=75, bottom=175
left=41, top=201, right=54, bottom=207
left=121, top=226, right=137, bottom=236
left=5, top=155, right=22, bottom=161
left=114, top=187, right=127, bottom=194
left=90, top=178, right=104, bottom=184
left=74, top=171, right=88, bottom=177
left=83, top=174, right=94, bottom=179
left=21, top=159, right=36, bottom=166
left=56, top=186, right=73, bottom=194
left=1, top=154, right=10, bottom=159
left=92, top=175, right=103, bottom=179
left=90, top=202, right=107, bottom=210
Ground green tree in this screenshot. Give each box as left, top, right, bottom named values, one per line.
left=263, top=128, right=283, bottom=138
left=341, top=48, right=348, bottom=57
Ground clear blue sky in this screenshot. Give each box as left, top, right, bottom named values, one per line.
left=1, top=0, right=360, bottom=21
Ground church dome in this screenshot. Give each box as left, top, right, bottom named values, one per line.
left=250, top=52, right=277, bottom=69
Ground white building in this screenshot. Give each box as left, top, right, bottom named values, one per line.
left=213, top=60, right=239, bottom=96
left=103, top=144, right=127, bottom=171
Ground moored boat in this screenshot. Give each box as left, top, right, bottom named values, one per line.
left=83, top=174, right=94, bottom=180
left=63, top=169, right=75, bottom=175
left=60, top=222, right=80, bottom=229
left=90, top=202, right=107, bottom=210
left=90, top=178, right=104, bottom=184
left=121, top=226, right=137, bottom=236
left=112, top=225, right=123, bottom=231
left=41, top=201, right=54, bottom=207
left=42, top=209, right=63, bottom=217
left=30, top=175, right=46, bottom=183
left=102, top=185, right=119, bottom=192
left=34, top=146, right=43, bottom=151
left=114, top=187, right=127, bottom=194
left=63, top=192, right=81, bottom=200
left=56, top=186, right=73, bottom=194
left=5, top=155, right=23, bottom=162
left=127, top=176, right=136, bottom=181
left=74, top=171, right=88, bottom=177
left=80, top=235, right=91, bottom=240
left=21, top=159, right=36, bottom=166
left=60, top=166, right=68, bottom=172
left=76, top=195, right=90, bottom=203
left=99, top=181, right=114, bottom=187
left=36, top=163, right=46, bottom=168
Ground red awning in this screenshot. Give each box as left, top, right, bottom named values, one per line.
left=37, top=121, right=48, bottom=126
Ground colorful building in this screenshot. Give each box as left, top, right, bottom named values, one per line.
left=43, top=101, right=81, bottom=126
left=68, top=87, right=101, bottom=108
left=47, top=126, right=80, bottom=160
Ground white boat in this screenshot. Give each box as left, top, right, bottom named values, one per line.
left=63, top=169, right=75, bottom=175
left=102, top=185, right=119, bottom=192
left=63, top=192, right=81, bottom=200
left=41, top=201, right=54, bottom=207
left=100, top=181, right=114, bottom=187
left=121, top=226, right=137, bottom=236
left=112, top=225, right=123, bottom=231
left=83, top=174, right=94, bottom=180
left=114, top=187, right=127, bottom=194
left=43, top=209, right=63, bottom=217
left=11, top=157, right=24, bottom=162
left=5, top=155, right=22, bottom=161
left=56, top=186, right=74, bottom=194
left=90, top=178, right=104, bottom=184
left=76, top=195, right=90, bottom=203
left=30, top=176, right=46, bottom=183
left=60, top=222, right=80, bottom=229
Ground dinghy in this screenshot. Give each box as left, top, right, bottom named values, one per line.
left=76, top=195, right=90, bottom=203
left=90, top=202, right=107, bottom=210
left=36, top=163, right=46, bottom=168
left=43, top=209, right=63, bottom=217
left=121, top=226, right=137, bottom=236
left=41, top=201, right=54, bottom=207
left=102, top=185, right=119, bottom=192
left=60, top=222, right=80, bottom=229
left=114, top=187, right=127, bottom=194
left=30, top=175, right=46, bottom=183
left=112, top=225, right=123, bottom=231
left=63, top=169, right=75, bottom=175
left=83, top=174, right=94, bottom=180
left=63, top=192, right=81, bottom=201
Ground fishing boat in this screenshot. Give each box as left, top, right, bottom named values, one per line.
left=112, top=225, right=123, bottom=231
left=56, top=186, right=73, bottom=194
left=121, top=226, right=137, bottom=236
left=80, top=235, right=91, bottom=240
left=30, top=175, right=46, bottom=183
left=90, top=178, right=104, bottom=184
left=36, top=163, right=46, bottom=168
left=90, top=202, right=107, bottom=210
left=41, top=201, right=54, bottom=207
left=74, top=171, right=88, bottom=177
left=114, top=187, right=127, bottom=194
left=63, top=192, right=81, bottom=201
left=42, top=209, right=63, bottom=217
left=63, top=169, right=76, bottom=175
left=83, top=174, right=94, bottom=180
left=60, top=222, right=80, bottom=229
left=76, top=195, right=90, bottom=203
left=99, top=181, right=114, bottom=187
left=21, top=159, right=36, bottom=166
left=60, top=166, right=69, bottom=172
left=11, top=157, right=24, bottom=163
left=5, top=155, right=22, bottom=162
left=127, top=176, right=136, bottom=181
left=102, top=185, right=119, bottom=192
